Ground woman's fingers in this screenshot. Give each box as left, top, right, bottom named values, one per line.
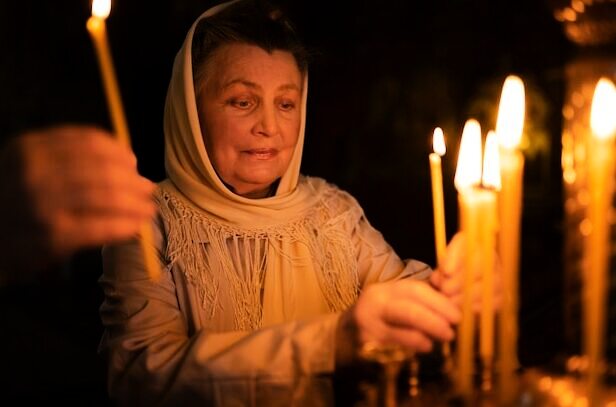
left=392, top=280, right=461, bottom=324
left=382, top=298, right=456, bottom=342
left=438, top=232, right=502, bottom=311
left=66, top=176, right=156, bottom=218
left=385, top=326, right=433, bottom=353
left=48, top=213, right=146, bottom=257
left=440, top=233, right=466, bottom=277
left=350, top=280, right=462, bottom=354
left=448, top=273, right=503, bottom=312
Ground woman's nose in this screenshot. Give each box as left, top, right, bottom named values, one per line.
left=254, top=105, right=279, bottom=137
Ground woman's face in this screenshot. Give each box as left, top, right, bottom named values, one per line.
left=197, top=43, right=302, bottom=199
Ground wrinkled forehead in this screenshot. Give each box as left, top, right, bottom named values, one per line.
left=196, top=42, right=304, bottom=97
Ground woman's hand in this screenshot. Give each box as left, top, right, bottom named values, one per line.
left=429, top=233, right=503, bottom=312
left=337, top=279, right=461, bottom=365
left=0, top=125, right=156, bottom=272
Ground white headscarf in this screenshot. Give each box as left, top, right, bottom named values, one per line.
left=163, top=0, right=317, bottom=226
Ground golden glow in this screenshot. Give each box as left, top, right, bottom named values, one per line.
left=496, top=75, right=526, bottom=150
left=580, top=219, right=592, bottom=236
left=571, top=92, right=585, bottom=108
left=574, top=397, right=588, bottom=407
left=560, top=390, right=574, bottom=406
left=566, top=356, right=581, bottom=372
left=571, top=0, right=585, bottom=13
left=433, top=127, right=446, bottom=156
left=590, top=77, right=616, bottom=140
left=92, top=0, right=111, bottom=19
left=551, top=379, right=567, bottom=396
left=563, top=7, right=577, bottom=21
left=539, top=376, right=553, bottom=392
left=482, top=130, right=501, bottom=190
left=562, top=105, right=574, bottom=120
left=455, top=119, right=482, bottom=190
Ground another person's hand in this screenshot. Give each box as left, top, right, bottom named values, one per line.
left=0, top=125, right=156, bottom=272
left=429, top=233, right=503, bottom=312
left=337, top=279, right=461, bottom=364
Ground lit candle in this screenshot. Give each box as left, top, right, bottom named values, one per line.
left=86, top=0, right=129, bottom=146
left=454, top=119, right=483, bottom=397
left=429, top=127, right=453, bottom=372
left=430, top=127, right=447, bottom=267
left=585, top=77, right=616, bottom=404
left=479, top=130, right=500, bottom=392
left=86, top=0, right=160, bottom=281
left=495, top=75, right=525, bottom=402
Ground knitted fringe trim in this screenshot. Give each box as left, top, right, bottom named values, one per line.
left=156, top=184, right=362, bottom=330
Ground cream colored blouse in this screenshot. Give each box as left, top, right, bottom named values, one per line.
left=99, top=178, right=430, bottom=406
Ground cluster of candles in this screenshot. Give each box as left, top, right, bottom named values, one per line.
left=429, top=75, right=526, bottom=400
left=84, top=0, right=616, bottom=403
left=429, top=74, right=616, bottom=403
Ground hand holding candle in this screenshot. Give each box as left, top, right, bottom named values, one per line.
left=86, top=0, right=160, bottom=281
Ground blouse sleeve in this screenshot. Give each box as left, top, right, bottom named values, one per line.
left=99, top=216, right=339, bottom=406
left=351, top=211, right=432, bottom=286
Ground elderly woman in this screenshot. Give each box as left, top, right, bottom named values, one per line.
left=99, top=1, right=476, bottom=405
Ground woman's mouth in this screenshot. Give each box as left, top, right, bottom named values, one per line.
left=242, top=148, right=278, bottom=160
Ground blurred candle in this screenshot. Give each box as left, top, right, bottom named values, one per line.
left=454, top=119, right=484, bottom=397
left=86, top=0, right=160, bottom=281
left=482, top=131, right=502, bottom=191
left=586, top=77, right=616, bottom=405
left=479, top=130, right=500, bottom=392
left=495, top=75, right=525, bottom=402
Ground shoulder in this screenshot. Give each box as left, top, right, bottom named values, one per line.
left=152, top=179, right=200, bottom=242
left=299, top=175, right=364, bottom=216
left=154, top=179, right=183, bottom=207
left=154, top=179, right=204, bottom=221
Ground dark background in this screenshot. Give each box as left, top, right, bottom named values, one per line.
left=0, top=0, right=574, bottom=404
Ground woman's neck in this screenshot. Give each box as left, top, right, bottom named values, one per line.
left=225, top=179, right=280, bottom=199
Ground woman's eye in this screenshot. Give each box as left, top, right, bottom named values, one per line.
left=229, top=98, right=254, bottom=109
left=279, top=101, right=296, bottom=111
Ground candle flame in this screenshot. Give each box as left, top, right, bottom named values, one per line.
left=482, top=130, right=502, bottom=190
left=433, top=127, right=446, bottom=156
left=455, top=119, right=482, bottom=191
left=92, top=0, right=111, bottom=19
left=590, top=77, right=616, bottom=140
left=495, top=75, right=525, bottom=150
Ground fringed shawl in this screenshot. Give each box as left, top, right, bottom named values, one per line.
left=156, top=179, right=362, bottom=330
